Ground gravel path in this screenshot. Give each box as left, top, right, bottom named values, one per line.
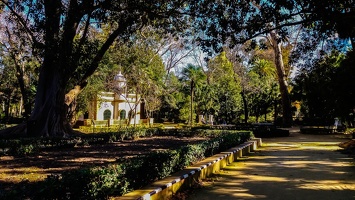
left=187, top=129, right=355, bottom=200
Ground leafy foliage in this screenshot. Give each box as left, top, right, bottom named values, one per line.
left=206, top=52, right=242, bottom=123
left=180, top=64, right=206, bottom=124
left=291, top=50, right=355, bottom=125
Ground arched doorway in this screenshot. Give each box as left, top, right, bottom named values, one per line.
left=103, top=109, right=111, bottom=120
left=120, top=110, right=126, bottom=120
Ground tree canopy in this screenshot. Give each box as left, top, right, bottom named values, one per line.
left=0, top=0, right=354, bottom=137
left=0, top=0, right=193, bottom=137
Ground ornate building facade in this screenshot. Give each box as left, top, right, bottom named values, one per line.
left=87, top=72, right=147, bottom=126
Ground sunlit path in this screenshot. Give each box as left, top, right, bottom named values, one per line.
left=187, top=130, right=355, bottom=200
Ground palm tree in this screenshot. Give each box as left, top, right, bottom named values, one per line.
left=252, top=59, right=276, bottom=80
left=250, top=58, right=279, bottom=122
left=181, top=64, right=206, bottom=126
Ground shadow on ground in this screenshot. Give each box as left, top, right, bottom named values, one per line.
left=186, top=131, right=355, bottom=200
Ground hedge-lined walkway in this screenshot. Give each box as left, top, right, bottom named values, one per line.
left=187, top=128, right=355, bottom=200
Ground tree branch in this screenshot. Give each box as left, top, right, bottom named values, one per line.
left=77, top=13, right=92, bottom=51
left=80, top=22, right=131, bottom=86
left=1, top=0, right=43, bottom=48
left=238, top=20, right=308, bottom=44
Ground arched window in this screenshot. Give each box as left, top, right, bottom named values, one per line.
left=120, top=110, right=126, bottom=120
left=103, top=109, right=111, bottom=120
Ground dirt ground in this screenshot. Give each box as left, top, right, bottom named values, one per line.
left=0, top=136, right=207, bottom=187
left=186, top=129, right=355, bottom=200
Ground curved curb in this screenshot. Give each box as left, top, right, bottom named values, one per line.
left=115, top=138, right=262, bottom=200
left=139, top=141, right=258, bottom=200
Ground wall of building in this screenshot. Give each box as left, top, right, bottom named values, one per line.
left=92, top=92, right=142, bottom=125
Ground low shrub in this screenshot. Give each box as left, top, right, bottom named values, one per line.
left=0, top=128, right=253, bottom=199
left=0, top=137, right=81, bottom=156
left=0, top=126, right=252, bottom=157
left=20, top=130, right=253, bottom=199
left=34, top=164, right=129, bottom=200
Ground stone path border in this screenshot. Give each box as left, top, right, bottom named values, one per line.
left=112, top=138, right=262, bottom=200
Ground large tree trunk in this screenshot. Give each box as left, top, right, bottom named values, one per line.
left=270, top=31, right=293, bottom=127
left=22, top=0, right=69, bottom=137
left=27, top=63, right=71, bottom=137
left=0, top=64, right=71, bottom=138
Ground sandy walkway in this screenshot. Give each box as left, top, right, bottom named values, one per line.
left=187, top=129, right=355, bottom=200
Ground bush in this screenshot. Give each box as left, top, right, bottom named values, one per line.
left=36, top=130, right=252, bottom=199
left=1, top=130, right=253, bottom=199
left=36, top=165, right=129, bottom=200
left=0, top=127, right=252, bottom=156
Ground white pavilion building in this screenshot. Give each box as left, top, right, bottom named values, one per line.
left=87, top=72, right=147, bottom=126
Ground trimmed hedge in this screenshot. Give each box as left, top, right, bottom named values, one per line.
left=1, top=130, right=252, bottom=200
left=0, top=127, right=158, bottom=156
left=0, top=127, right=241, bottom=156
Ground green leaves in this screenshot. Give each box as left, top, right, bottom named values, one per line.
left=291, top=50, right=354, bottom=122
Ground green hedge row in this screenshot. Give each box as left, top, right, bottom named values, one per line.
left=0, top=127, right=237, bottom=156
left=3, top=130, right=253, bottom=200
left=0, top=127, right=165, bottom=155
left=0, top=127, right=153, bottom=155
